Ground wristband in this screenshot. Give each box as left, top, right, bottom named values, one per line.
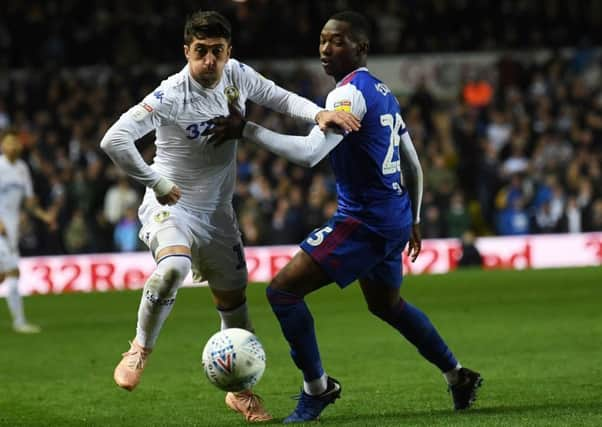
left=152, top=176, right=174, bottom=197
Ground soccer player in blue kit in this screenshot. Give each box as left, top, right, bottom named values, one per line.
left=210, top=10, right=482, bottom=423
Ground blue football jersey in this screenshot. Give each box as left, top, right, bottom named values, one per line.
left=324, top=68, right=413, bottom=237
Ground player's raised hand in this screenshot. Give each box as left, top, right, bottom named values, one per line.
left=206, top=103, right=246, bottom=145
left=408, top=223, right=422, bottom=263
left=315, top=110, right=361, bottom=133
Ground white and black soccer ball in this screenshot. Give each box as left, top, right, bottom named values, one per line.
left=201, top=328, right=266, bottom=392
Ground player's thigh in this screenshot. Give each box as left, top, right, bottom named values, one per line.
left=358, top=227, right=411, bottom=310
left=271, top=250, right=332, bottom=296
left=299, top=214, right=384, bottom=290
left=138, top=194, right=193, bottom=257
left=194, top=235, right=248, bottom=295
left=359, top=278, right=401, bottom=313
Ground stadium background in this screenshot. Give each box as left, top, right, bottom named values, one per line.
left=1, top=0, right=601, bottom=256
left=1, top=2, right=602, bottom=426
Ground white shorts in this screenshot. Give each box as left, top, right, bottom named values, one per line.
left=0, top=235, right=19, bottom=273
left=138, top=192, right=248, bottom=291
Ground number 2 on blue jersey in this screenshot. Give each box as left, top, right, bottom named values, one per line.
left=380, top=113, right=405, bottom=175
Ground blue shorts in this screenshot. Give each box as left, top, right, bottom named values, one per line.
left=300, top=214, right=411, bottom=289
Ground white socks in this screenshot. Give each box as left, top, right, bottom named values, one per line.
left=443, top=363, right=463, bottom=385
left=304, top=373, right=328, bottom=396
left=4, top=277, right=26, bottom=327
left=218, top=301, right=253, bottom=332
left=135, top=255, right=191, bottom=348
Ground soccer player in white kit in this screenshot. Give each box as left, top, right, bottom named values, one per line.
left=100, top=10, right=360, bottom=422
left=0, top=132, right=56, bottom=333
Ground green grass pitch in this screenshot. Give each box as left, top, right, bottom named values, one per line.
left=1, top=267, right=601, bottom=426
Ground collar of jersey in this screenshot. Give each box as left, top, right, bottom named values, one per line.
left=336, top=67, right=369, bottom=87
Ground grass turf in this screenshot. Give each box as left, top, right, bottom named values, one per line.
left=1, top=266, right=601, bottom=426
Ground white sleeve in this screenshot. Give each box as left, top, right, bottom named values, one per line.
left=100, top=87, right=175, bottom=189
left=243, top=123, right=343, bottom=168
left=324, top=83, right=368, bottom=121
left=236, top=61, right=322, bottom=123
left=241, top=84, right=367, bottom=168
left=399, top=131, right=423, bottom=224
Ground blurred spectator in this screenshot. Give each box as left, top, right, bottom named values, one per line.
left=497, top=198, right=530, bottom=236
left=0, top=101, right=10, bottom=130
left=458, top=231, right=483, bottom=268
left=559, top=196, right=583, bottom=233
left=422, top=204, right=444, bottom=239
left=446, top=192, right=471, bottom=238
left=103, top=175, right=139, bottom=225
left=585, top=199, right=602, bottom=231
left=113, top=207, right=140, bottom=252
left=91, top=212, right=116, bottom=253
left=64, top=208, right=91, bottom=253
left=485, top=109, right=512, bottom=155
left=240, top=207, right=266, bottom=246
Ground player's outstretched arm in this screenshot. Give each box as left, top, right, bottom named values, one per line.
left=236, top=60, right=359, bottom=133
left=315, top=110, right=360, bottom=133
left=208, top=103, right=345, bottom=168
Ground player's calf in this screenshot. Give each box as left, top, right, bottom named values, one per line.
left=114, top=254, right=191, bottom=391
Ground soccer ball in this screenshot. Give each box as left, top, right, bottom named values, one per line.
left=201, top=328, right=266, bottom=392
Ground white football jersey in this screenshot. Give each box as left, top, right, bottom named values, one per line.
left=102, top=58, right=321, bottom=214
left=0, top=155, right=33, bottom=247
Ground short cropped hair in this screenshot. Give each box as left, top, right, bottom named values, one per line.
left=329, top=11, right=371, bottom=43
left=184, top=10, right=232, bottom=45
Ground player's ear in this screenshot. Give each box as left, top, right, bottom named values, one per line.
left=183, top=44, right=190, bottom=60
left=226, top=44, right=232, bottom=59
left=357, top=40, right=369, bottom=57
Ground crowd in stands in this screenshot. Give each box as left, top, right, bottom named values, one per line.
left=2, top=47, right=601, bottom=255
left=1, top=3, right=601, bottom=255
left=2, top=0, right=600, bottom=69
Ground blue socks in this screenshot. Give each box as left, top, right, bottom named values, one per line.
left=378, top=299, right=457, bottom=372
left=267, top=286, right=457, bottom=378
left=266, top=287, right=324, bottom=381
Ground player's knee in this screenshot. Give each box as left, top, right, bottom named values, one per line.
left=367, top=299, right=403, bottom=323
left=268, top=272, right=287, bottom=291
left=266, top=285, right=303, bottom=306
left=367, top=303, right=389, bottom=320
left=147, top=255, right=191, bottom=302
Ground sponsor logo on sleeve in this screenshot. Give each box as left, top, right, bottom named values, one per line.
left=131, top=103, right=153, bottom=122
left=334, top=100, right=352, bottom=112
left=153, top=90, right=164, bottom=103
